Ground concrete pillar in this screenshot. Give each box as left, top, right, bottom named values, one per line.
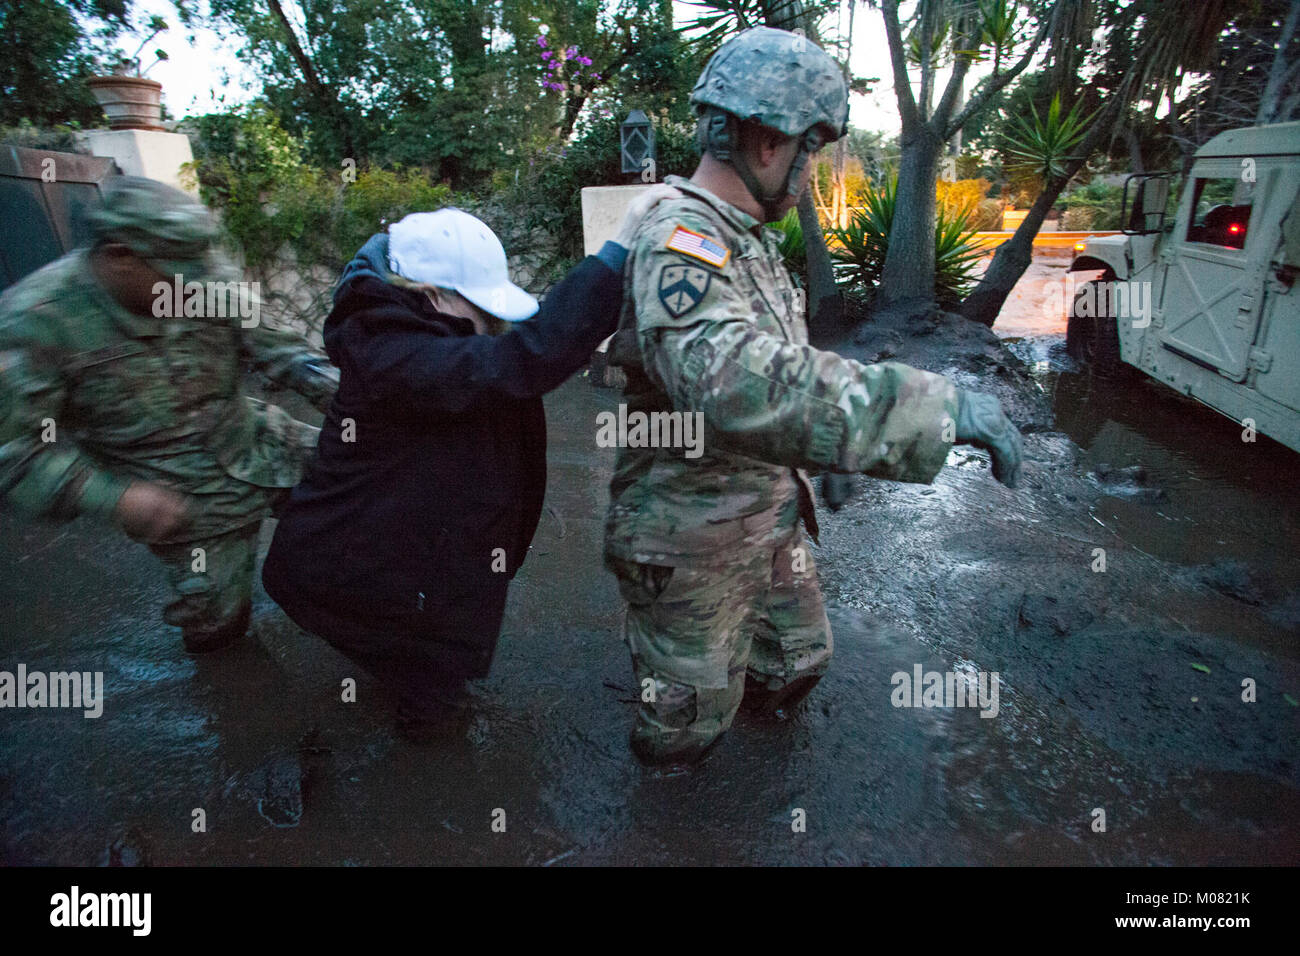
left=74, top=129, right=198, bottom=197
left=580, top=183, right=652, bottom=386
left=580, top=183, right=652, bottom=254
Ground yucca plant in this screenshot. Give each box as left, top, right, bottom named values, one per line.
left=830, top=177, right=985, bottom=309
left=1003, top=93, right=1098, bottom=183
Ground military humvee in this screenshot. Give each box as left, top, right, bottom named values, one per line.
left=1066, top=121, right=1300, bottom=454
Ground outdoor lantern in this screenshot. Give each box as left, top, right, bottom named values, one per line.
left=620, top=109, right=655, bottom=175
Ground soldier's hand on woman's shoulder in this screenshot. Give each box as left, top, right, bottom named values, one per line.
left=615, top=183, right=685, bottom=248
left=115, top=481, right=193, bottom=543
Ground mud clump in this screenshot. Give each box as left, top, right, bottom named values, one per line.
left=820, top=297, right=1054, bottom=434
left=245, top=751, right=305, bottom=828
left=1088, top=463, right=1167, bottom=502
left=1017, top=592, right=1096, bottom=639
left=1178, top=559, right=1269, bottom=607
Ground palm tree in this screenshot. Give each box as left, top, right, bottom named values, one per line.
left=875, top=0, right=1063, bottom=309
left=960, top=0, right=1231, bottom=326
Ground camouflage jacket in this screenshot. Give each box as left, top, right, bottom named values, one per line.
left=0, top=250, right=337, bottom=541
left=604, top=175, right=959, bottom=567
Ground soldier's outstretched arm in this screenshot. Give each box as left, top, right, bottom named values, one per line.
left=632, top=215, right=959, bottom=484
left=240, top=323, right=339, bottom=413
left=0, top=325, right=131, bottom=521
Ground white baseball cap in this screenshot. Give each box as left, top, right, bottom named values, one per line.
left=387, top=208, right=539, bottom=322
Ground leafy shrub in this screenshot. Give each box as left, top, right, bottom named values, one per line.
left=972, top=197, right=1005, bottom=231
left=1061, top=205, right=1095, bottom=230
left=190, top=105, right=455, bottom=273
left=188, top=105, right=458, bottom=336
left=935, top=177, right=990, bottom=218
left=1061, top=180, right=1125, bottom=230
left=0, top=120, right=89, bottom=152
left=830, top=176, right=985, bottom=310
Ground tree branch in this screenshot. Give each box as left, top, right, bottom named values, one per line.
left=1257, top=0, right=1300, bottom=124
left=945, top=0, right=1062, bottom=139
left=882, top=0, right=920, bottom=132
left=266, top=0, right=354, bottom=156
left=1280, top=86, right=1300, bottom=122
left=918, top=0, right=934, bottom=123
left=933, top=47, right=973, bottom=131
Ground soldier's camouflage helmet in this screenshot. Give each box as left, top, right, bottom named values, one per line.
left=88, top=176, right=224, bottom=281
left=690, top=27, right=849, bottom=142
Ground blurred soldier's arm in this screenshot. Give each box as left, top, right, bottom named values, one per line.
left=0, top=315, right=187, bottom=538
left=631, top=215, right=961, bottom=484
left=240, top=323, right=339, bottom=413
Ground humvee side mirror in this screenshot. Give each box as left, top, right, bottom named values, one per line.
left=1122, top=173, right=1171, bottom=235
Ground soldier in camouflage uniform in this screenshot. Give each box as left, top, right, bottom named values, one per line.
left=604, top=27, right=1024, bottom=765
left=0, top=177, right=337, bottom=653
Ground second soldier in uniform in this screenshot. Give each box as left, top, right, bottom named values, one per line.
left=0, top=177, right=337, bottom=654
left=605, top=28, right=1024, bottom=765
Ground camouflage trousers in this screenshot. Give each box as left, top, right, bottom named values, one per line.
left=149, top=522, right=263, bottom=651
left=608, top=529, right=833, bottom=764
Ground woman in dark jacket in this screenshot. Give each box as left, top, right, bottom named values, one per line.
left=263, top=190, right=677, bottom=740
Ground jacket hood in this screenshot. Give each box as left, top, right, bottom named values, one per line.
left=324, top=232, right=476, bottom=360
left=335, top=232, right=393, bottom=303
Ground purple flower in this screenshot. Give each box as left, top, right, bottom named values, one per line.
left=590, top=73, right=601, bottom=81
left=536, top=35, right=547, bottom=47
left=541, top=50, right=553, bottom=60
left=566, top=46, right=578, bottom=58
left=578, top=56, right=592, bottom=66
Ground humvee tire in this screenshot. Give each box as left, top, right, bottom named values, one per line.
left=1066, top=280, right=1122, bottom=374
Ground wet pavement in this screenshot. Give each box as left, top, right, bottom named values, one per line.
left=1, top=268, right=1296, bottom=865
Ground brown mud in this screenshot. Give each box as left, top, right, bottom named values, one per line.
left=0, top=264, right=1295, bottom=865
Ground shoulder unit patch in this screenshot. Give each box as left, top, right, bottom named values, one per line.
left=664, top=225, right=730, bottom=269
left=657, top=264, right=713, bottom=319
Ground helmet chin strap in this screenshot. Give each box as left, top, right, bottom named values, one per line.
left=731, top=146, right=792, bottom=222
left=702, top=110, right=823, bottom=222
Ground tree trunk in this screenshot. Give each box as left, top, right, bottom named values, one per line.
left=959, top=162, right=1078, bottom=326
left=1257, top=0, right=1300, bottom=125
left=959, top=93, right=1124, bottom=327
left=878, top=127, right=942, bottom=306
left=558, top=93, right=588, bottom=141
left=1124, top=124, right=1144, bottom=173
left=798, top=189, right=843, bottom=334
left=772, top=0, right=841, bottom=333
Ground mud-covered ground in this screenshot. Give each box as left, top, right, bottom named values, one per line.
left=1, top=260, right=1296, bottom=865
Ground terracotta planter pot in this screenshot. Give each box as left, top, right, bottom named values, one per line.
left=87, top=76, right=165, bottom=132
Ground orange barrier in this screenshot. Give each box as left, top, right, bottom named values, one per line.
left=971, top=230, right=1121, bottom=252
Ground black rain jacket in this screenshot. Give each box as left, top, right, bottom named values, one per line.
left=262, top=233, right=624, bottom=678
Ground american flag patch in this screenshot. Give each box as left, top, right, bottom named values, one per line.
left=664, top=226, right=730, bottom=268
